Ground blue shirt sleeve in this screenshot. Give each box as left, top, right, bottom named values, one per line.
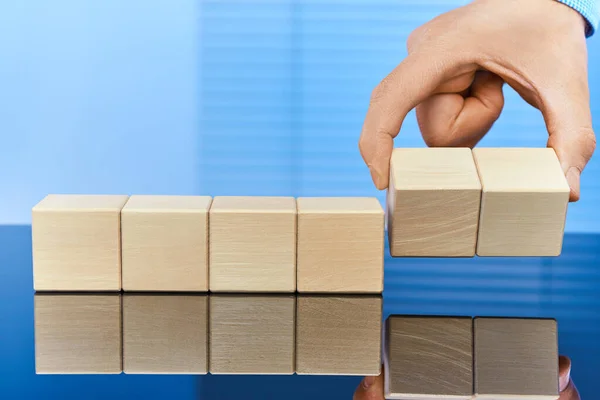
left=557, top=0, right=600, bottom=36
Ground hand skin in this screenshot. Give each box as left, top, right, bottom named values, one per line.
left=353, top=355, right=580, bottom=400
left=359, top=0, right=595, bottom=202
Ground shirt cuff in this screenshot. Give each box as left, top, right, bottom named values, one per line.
left=556, top=0, right=600, bottom=37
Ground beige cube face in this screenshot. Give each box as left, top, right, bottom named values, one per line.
left=209, top=196, right=296, bottom=292
left=121, top=195, right=212, bottom=292
left=32, top=195, right=128, bottom=291
left=296, top=296, right=382, bottom=375
left=477, top=192, right=568, bottom=256
left=474, top=318, right=558, bottom=399
left=297, top=197, right=384, bottom=293
left=209, top=295, right=295, bottom=374
left=387, top=148, right=482, bottom=257
left=123, top=294, right=208, bottom=374
left=474, top=148, right=569, bottom=257
left=384, top=316, right=473, bottom=399
left=34, top=294, right=122, bottom=374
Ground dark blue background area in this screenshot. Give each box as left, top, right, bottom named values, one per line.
left=1, top=225, right=598, bottom=399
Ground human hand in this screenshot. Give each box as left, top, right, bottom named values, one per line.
left=358, top=0, right=595, bottom=201
left=353, top=355, right=580, bottom=400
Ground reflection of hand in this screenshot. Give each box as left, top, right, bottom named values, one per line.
left=358, top=0, right=595, bottom=202
left=353, top=356, right=580, bottom=400
left=559, top=356, right=581, bottom=400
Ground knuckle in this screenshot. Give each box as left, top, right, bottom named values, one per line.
left=406, top=29, right=421, bottom=53
left=549, top=125, right=597, bottom=168
left=406, top=23, right=431, bottom=53
left=581, top=127, right=596, bottom=156
left=370, top=82, right=387, bottom=105
left=423, top=134, right=452, bottom=148
left=423, top=126, right=473, bottom=148
left=571, top=126, right=597, bottom=164
left=358, top=135, right=368, bottom=153
left=370, top=72, right=399, bottom=105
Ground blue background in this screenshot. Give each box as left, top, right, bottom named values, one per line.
left=1, top=0, right=599, bottom=399
left=1, top=0, right=599, bottom=230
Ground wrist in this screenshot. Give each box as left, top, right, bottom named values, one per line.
left=555, top=0, right=599, bottom=36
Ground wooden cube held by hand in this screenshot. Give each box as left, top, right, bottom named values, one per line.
left=473, top=148, right=569, bottom=256
left=387, top=148, right=482, bottom=257
left=32, top=194, right=129, bottom=291
left=121, top=195, right=212, bottom=292
left=297, top=197, right=384, bottom=293
left=209, top=196, right=296, bottom=292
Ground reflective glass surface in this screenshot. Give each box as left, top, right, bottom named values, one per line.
left=1, top=225, right=599, bottom=399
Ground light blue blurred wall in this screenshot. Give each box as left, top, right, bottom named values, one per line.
left=1, top=0, right=599, bottom=232
left=0, top=1, right=200, bottom=223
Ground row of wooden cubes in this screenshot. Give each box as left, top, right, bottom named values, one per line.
left=32, top=195, right=384, bottom=292
left=384, top=315, right=559, bottom=400
left=388, top=147, right=570, bottom=257
left=35, top=294, right=382, bottom=375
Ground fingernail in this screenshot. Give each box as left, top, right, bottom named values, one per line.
left=566, top=167, right=581, bottom=200
left=565, top=167, right=579, bottom=188
left=369, top=167, right=380, bottom=189
left=362, top=376, right=375, bottom=390
left=559, top=356, right=572, bottom=392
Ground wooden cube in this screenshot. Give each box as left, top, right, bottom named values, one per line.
left=32, top=194, right=129, bottom=291
left=296, top=296, right=382, bottom=375
left=123, top=294, right=208, bottom=374
left=473, top=148, right=570, bottom=256
left=121, top=195, right=212, bottom=291
left=297, top=198, right=384, bottom=293
left=474, top=317, right=558, bottom=399
left=384, top=316, right=473, bottom=399
left=209, top=295, right=295, bottom=374
left=387, top=148, right=481, bottom=257
left=209, top=196, right=296, bottom=292
left=34, top=294, right=122, bottom=374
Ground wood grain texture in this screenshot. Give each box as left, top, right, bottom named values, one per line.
left=209, top=295, right=295, bottom=374
left=474, top=318, right=559, bottom=399
left=473, top=148, right=570, bottom=256
left=296, top=296, right=382, bottom=375
left=123, top=294, right=208, bottom=374
left=121, top=195, right=212, bottom=291
left=32, top=194, right=129, bottom=291
left=387, top=148, right=481, bottom=257
left=297, top=197, right=384, bottom=293
left=384, top=316, right=473, bottom=399
left=34, top=294, right=122, bottom=374
left=209, top=196, right=296, bottom=292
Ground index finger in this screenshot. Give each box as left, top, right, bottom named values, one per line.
left=359, top=49, right=459, bottom=189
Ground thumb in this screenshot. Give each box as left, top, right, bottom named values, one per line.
left=543, top=71, right=595, bottom=202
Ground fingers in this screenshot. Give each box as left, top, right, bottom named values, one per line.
left=353, top=358, right=579, bottom=400
left=543, top=64, right=595, bottom=202
left=353, top=372, right=385, bottom=400
left=359, top=50, right=462, bottom=189
left=559, top=356, right=580, bottom=400
left=559, top=355, right=572, bottom=392
left=417, top=71, right=505, bottom=148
